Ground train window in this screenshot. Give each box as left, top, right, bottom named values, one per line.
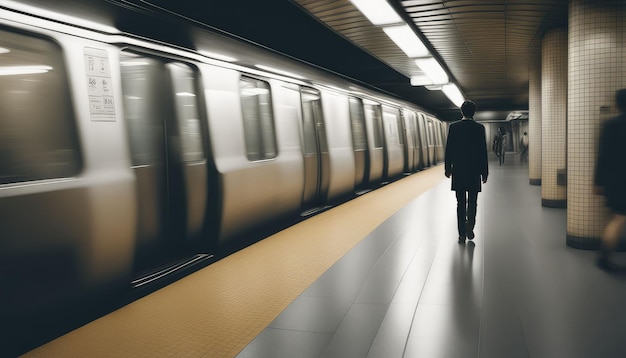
left=120, top=53, right=168, bottom=166
left=120, top=52, right=206, bottom=165
left=168, top=63, right=204, bottom=162
left=348, top=97, right=367, bottom=151
left=0, top=30, right=81, bottom=185
left=364, top=103, right=384, bottom=148
left=239, top=77, right=277, bottom=161
left=300, top=88, right=327, bottom=155
left=397, top=113, right=405, bottom=146
left=427, top=120, right=434, bottom=145
left=383, top=112, right=399, bottom=147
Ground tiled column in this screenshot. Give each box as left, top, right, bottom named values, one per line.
left=529, top=50, right=542, bottom=185
left=541, top=28, right=568, bottom=208
left=567, top=0, right=626, bottom=249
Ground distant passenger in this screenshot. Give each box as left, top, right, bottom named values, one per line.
left=520, top=131, right=529, bottom=163
left=594, top=88, right=626, bottom=271
left=493, top=127, right=507, bottom=165
left=445, top=100, right=489, bottom=242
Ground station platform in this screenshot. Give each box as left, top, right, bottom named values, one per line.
left=23, top=158, right=626, bottom=358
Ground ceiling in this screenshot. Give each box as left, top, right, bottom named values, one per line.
left=2, top=0, right=568, bottom=121
left=293, top=0, right=569, bottom=120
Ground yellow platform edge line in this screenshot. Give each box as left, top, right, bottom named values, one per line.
left=25, top=165, right=445, bottom=358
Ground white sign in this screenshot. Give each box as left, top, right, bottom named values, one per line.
left=84, top=47, right=116, bottom=121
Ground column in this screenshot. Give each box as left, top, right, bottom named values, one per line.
left=541, top=28, right=568, bottom=208
left=567, top=0, right=626, bottom=249
left=528, top=49, right=542, bottom=185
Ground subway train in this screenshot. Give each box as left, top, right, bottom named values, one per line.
left=0, top=1, right=447, bottom=337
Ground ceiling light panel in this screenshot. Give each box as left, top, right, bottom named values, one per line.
left=349, top=0, right=402, bottom=25
left=383, top=25, right=429, bottom=58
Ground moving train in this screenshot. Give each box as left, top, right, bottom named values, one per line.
left=0, top=0, right=447, bottom=345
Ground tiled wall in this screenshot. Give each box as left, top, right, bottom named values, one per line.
left=541, top=28, right=568, bottom=207
left=529, top=50, right=542, bottom=185
left=567, top=0, right=626, bottom=248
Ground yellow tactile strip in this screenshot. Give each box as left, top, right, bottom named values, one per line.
left=25, top=166, right=444, bottom=358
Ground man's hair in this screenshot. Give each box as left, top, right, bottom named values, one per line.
left=461, top=100, right=476, bottom=118
left=616, top=89, right=626, bottom=112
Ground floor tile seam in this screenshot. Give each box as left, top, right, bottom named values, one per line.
left=516, top=311, right=532, bottom=358
left=360, top=233, right=430, bottom=358
left=476, top=199, right=486, bottom=358
left=268, top=172, right=448, bottom=351
left=398, top=234, right=442, bottom=357
left=356, top=223, right=416, bottom=287
left=331, top=186, right=445, bottom=358
left=318, top=303, right=390, bottom=357
left=303, top=230, right=417, bottom=355
left=477, top=164, right=535, bottom=358
left=264, top=326, right=335, bottom=336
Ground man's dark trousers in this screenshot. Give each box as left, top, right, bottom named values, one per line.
left=456, top=190, right=478, bottom=237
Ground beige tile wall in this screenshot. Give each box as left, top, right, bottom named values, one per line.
left=567, top=0, right=626, bottom=247
left=541, top=28, right=568, bottom=206
left=529, top=50, right=542, bottom=184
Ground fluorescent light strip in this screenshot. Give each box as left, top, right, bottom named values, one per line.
left=415, top=57, right=448, bottom=85
left=349, top=0, right=402, bottom=25
left=255, top=64, right=305, bottom=79
left=383, top=25, right=430, bottom=58
left=410, top=75, right=433, bottom=86
left=442, top=83, right=465, bottom=107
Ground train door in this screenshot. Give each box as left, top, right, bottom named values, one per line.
left=402, top=110, right=418, bottom=173
left=409, top=112, right=421, bottom=170
left=417, top=113, right=429, bottom=167
left=363, top=101, right=384, bottom=185
left=382, top=106, right=404, bottom=180
left=120, top=51, right=208, bottom=272
left=348, top=97, right=369, bottom=190
left=299, top=87, right=330, bottom=209
left=426, top=118, right=436, bottom=165
left=436, top=121, right=445, bottom=163
left=394, top=109, right=407, bottom=175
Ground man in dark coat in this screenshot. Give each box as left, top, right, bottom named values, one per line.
left=594, top=88, right=626, bottom=270
left=445, top=100, right=489, bottom=242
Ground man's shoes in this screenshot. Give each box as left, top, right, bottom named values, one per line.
left=458, top=236, right=466, bottom=243
left=465, top=221, right=475, bottom=240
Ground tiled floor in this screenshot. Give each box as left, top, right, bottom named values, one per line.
left=237, top=158, right=626, bottom=358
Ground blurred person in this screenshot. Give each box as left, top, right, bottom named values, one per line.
left=594, top=88, right=626, bottom=271
left=495, top=127, right=507, bottom=165
left=520, top=131, right=529, bottom=163
left=445, top=100, right=489, bottom=242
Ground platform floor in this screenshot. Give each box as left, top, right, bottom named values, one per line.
left=25, top=158, right=626, bottom=358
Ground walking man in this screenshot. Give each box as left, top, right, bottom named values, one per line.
left=594, top=88, right=626, bottom=270
left=445, top=100, right=489, bottom=242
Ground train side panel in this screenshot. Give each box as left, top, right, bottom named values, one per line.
left=321, top=90, right=355, bottom=201
left=0, top=25, right=136, bottom=316
left=201, top=65, right=304, bottom=245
